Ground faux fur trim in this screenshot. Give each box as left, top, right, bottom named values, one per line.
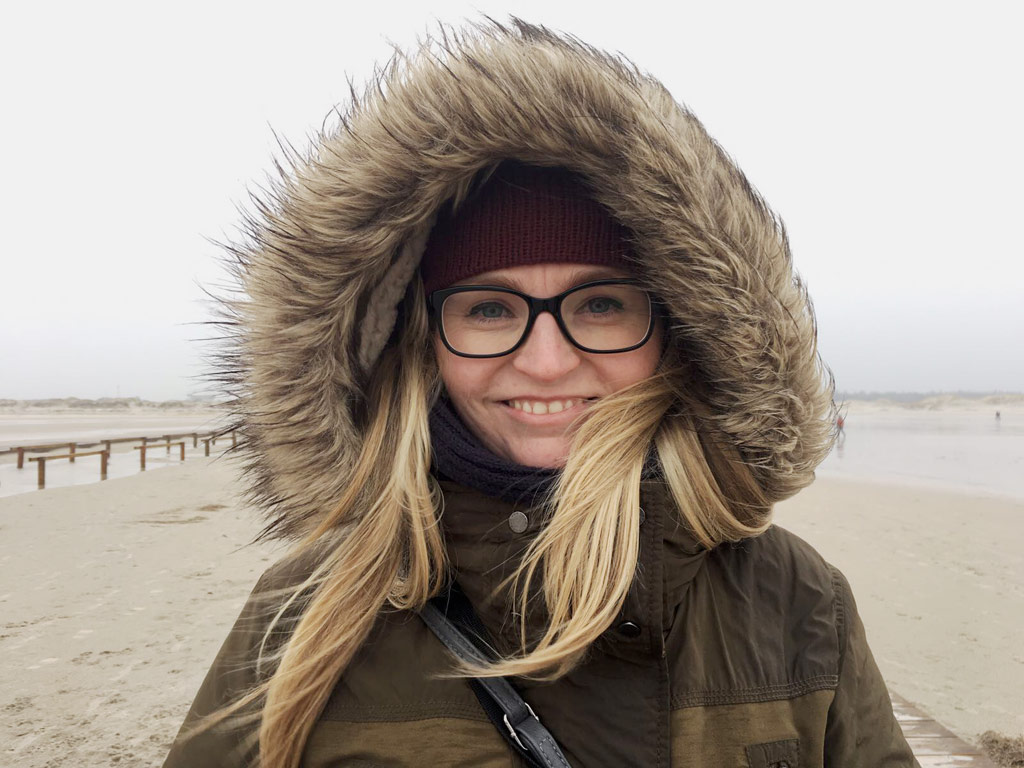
left=213, top=18, right=836, bottom=538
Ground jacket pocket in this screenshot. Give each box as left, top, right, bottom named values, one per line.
left=745, top=738, right=800, bottom=768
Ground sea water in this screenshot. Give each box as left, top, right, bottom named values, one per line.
left=818, top=407, right=1024, bottom=500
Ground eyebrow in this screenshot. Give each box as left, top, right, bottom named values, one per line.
left=459, top=266, right=631, bottom=292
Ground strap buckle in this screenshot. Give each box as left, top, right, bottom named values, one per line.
left=503, top=702, right=539, bottom=751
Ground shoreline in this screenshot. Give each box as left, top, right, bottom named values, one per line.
left=0, top=411, right=228, bottom=451
left=815, top=466, right=1024, bottom=505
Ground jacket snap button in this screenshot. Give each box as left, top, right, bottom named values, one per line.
left=638, top=507, right=646, bottom=525
left=617, top=621, right=642, bottom=638
left=508, top=510, right=528, bottom=534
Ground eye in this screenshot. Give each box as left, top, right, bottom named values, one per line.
left=580, top=296, right=624, bottom=315
left=468, top=301, right=514, bottom=319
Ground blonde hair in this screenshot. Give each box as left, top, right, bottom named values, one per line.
left=210, top=278, right=771, bottom=768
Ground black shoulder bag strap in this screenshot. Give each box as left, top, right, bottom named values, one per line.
left=419, top=588, right=572, bottom=768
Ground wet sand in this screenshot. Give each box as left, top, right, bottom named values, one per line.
left=0, top=458, right=1020, bottom=766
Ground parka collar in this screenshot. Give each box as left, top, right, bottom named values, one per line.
left=438, top=477, right=707, bottom=658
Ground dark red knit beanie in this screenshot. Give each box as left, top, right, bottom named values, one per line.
left=420, top=162, right=632, bottom=295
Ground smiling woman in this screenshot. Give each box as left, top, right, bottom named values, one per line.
left=162, top=19, right=918, bottom=768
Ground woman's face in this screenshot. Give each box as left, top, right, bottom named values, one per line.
left=434, top=263, right=662, bottom=468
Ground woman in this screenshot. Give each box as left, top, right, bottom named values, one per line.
left=164, top=20, right=918, bottom=768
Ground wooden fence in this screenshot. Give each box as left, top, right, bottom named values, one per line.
left=0, top=430, right=235, bottom=489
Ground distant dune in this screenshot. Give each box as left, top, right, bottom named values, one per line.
left=838, top=393, right=1024, bottom=411
left=0, top=397, right=223, bottom=414
left=4, top=393, right=1023, bottom=415
left=837, top=390, right=1023, bottom=403
left=899, top=393, right=1024, bottom=410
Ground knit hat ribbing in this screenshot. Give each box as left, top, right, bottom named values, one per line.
left=420, top=162, right=632, bottom=295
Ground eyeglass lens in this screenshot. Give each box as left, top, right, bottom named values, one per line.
left=440, top=283, right=652, bottom=356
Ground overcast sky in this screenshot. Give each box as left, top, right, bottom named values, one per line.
left=2, top=1, right=1021, bottom=400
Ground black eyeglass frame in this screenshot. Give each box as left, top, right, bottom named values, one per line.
left=428, top=278, right=657, bottom=359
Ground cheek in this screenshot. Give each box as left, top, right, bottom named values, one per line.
left=434, top=335, right=464, bottom=398
left=598, top=327, right=663, bottom=389
left=434, top=334, right=496, bottom=406
left=641, top=323, right=665, bottom=376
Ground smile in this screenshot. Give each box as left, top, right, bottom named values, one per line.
left=504, top=397, right=597, bottom=415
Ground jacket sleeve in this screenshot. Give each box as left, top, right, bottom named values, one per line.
left=162, top=564, right=304, bottom=768
left=823, top=566, right=920, bottom=768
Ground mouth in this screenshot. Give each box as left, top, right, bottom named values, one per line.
left=500, top=397, right=599, bottom=416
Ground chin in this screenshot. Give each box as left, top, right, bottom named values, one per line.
left=507, top=442, right=570, bottom=470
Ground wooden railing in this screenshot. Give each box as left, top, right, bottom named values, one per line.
left=134, top=441, right=186, bottom=470
left=0, top=430, right=236, bottom=489
left=29, top=450, right=109, bottom=489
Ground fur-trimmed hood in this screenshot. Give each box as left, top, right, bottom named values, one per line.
left=216, top=19, right=835, bottom=538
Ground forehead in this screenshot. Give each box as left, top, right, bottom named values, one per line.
left=451, top=262, right=636, bottom=293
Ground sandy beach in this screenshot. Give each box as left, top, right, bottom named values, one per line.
left=0, top=458, right=282, bottom=767
left=1, top=403, right=1021, bottom=766
left=775, top=479, right=1024, bottom=742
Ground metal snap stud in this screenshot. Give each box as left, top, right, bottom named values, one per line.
left=508, top=510, right=529, bottom=534
left=617, top=621, right=642, bottom=638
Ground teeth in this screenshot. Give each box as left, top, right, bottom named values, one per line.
left=511, top=398, right=584, bottom=414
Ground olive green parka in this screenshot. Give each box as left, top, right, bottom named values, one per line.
left=164, top=19, right=918, bottom=768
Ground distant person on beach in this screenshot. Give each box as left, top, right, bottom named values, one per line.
left=163, top=21, right=918, bottom=768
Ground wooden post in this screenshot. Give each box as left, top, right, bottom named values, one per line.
left=69, top=442, right=76, bottom=464
left=139, top=444, right=147, bottom=471
left=29, top=450, right=115, bottom=490
left=192, top=432, right=198, bottom=448
left=104, top=440, right=112, bottom=454
left=17, top=447, right=25, bottom=469
left=165, top=440, right=171, bottom=455
left=179, top=442, right=185, bottom=461
left=203, top=439, right=210, bottom=457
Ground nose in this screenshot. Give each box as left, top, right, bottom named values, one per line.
left=511, top=312, right=581, bottom=380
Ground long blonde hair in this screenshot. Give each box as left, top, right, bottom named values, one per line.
left=224, top=278, right=770, bottom=768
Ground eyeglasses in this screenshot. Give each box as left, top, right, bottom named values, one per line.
left=428, top=279, right=655, bottom=358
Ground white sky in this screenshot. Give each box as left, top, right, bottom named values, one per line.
left=2, top=1, right=1021, bottom=399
